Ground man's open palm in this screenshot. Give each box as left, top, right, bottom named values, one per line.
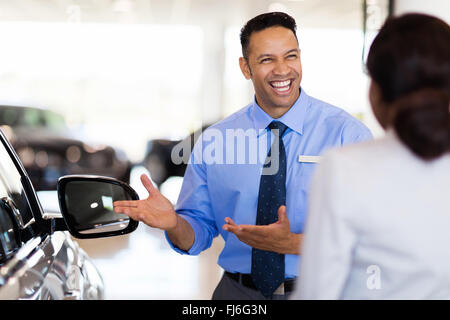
left=113, top=174, right=177, bottom=231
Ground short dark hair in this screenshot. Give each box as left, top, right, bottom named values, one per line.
left=367, top=13, right=450, bottom=160
left=240, top=12, right=298, bottom=60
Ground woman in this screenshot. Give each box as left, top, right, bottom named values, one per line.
left=292, top=13, right=450, bottom=299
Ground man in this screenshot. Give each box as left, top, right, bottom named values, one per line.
left=114, top=12, right=372, bottom=300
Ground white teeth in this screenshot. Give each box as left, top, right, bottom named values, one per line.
left=276, top=86, right=289, bottom=92
left=271, top=80, right=291, bottom=88
left=271, top=80, right=291, bottom=93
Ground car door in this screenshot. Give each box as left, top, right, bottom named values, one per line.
left=0, top=129, right=103, bottom=300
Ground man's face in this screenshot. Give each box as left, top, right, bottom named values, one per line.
left=240, top=26, right=302, bottom=116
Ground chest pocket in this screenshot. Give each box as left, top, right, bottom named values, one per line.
left=287, top=160, right=320, bottom=233
left=299, top=162, right=318, bottom=189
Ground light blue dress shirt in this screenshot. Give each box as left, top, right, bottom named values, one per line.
left=166, top=88, right=373, bottom=278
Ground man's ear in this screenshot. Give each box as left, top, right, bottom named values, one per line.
left=239, top=57, right=252, bottom=80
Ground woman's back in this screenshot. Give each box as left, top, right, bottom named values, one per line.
left=297, top=130, right=450, bottom=299
left=294, top=12, right=450, bottom=300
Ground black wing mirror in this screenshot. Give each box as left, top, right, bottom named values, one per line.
left=57, top=175, right=139, bottom=239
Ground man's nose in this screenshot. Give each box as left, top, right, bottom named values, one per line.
left=273, top=60, right=290, bottom=76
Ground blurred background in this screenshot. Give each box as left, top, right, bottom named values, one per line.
left=0, top=0, right=448, bottom=299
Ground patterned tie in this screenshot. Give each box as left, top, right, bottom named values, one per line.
left=251, top=120, right=288, bottom=298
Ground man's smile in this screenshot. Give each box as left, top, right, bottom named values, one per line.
left=269, top=79, right=295, bottom=95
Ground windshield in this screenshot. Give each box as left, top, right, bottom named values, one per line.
left=0, top=106, right=66, bottom=131
left=0, top=130, right=35, bottom=231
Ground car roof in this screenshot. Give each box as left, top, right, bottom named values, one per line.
left=0, top=105, right=53, bottom=112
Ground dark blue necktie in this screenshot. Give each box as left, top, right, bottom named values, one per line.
left=251, top=120, right=288, bottom=298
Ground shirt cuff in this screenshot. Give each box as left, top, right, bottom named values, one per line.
left=164, top=214, right=205, bottom=256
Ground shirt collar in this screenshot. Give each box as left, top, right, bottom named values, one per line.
left=250, top=87, right=308, bottom=137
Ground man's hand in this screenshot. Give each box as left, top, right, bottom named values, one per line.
left=222, top=206, right=302, bottom=255
left=113, top=174, right=177, bottom=231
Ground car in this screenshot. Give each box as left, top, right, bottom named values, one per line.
left=143, top=124, right=210, bottom=187
left=0, top=105, right=133, bottom=191
left=0, top=128, right=139, bottom=300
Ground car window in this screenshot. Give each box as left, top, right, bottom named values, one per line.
left=23, top=108, right=43, bottom=128
left=0, top=107, right=20, bottom=127
left=43, top=110, right=66, bottom=131
left=0, top=200, right=19, bottom=261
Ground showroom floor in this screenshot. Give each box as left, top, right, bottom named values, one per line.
left=76, top=222, right=225, bottom=300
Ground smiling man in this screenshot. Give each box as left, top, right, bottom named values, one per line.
left=114, top=12, right=372, bottom=300
left=239, top=25, right=302, bottom=119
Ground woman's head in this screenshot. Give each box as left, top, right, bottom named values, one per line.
left=366, top=13, right=450, bottom=160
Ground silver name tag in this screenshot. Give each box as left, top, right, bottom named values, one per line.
left=298, top=155, right=322, bottom=163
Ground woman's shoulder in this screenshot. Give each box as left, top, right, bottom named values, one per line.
left=320, top=129, right=450, bottom=185
left=323, top=131, right=401, bottom=167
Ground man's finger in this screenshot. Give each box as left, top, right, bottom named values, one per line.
left=277, top=205, right=288, bottom=223
left=113, top=200, right=139, bottom=208
left=222, top=222, right=243, bottom=233
left=141, top=174, right=158, bottom=195
left=224, top=224, right=265, bottom=241
left=114, top=206, right=141, bottom=218
left=238, top=225, right=268, bottom=239
left=224, top=217, right=237, bottom=226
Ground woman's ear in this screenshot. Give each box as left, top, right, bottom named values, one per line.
left=239, top=57, right=252, bottom=80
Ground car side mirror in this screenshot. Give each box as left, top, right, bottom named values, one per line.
left=57, top=175, right=139, bottom=239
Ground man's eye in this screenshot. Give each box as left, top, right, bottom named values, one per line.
left=260, top=58, right=272, bottom=63
left=286, top=54, right=298, bottom=60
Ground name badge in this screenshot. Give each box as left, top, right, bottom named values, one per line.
left=298, top=155, right=322, bottom=163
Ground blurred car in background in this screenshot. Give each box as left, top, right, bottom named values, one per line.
left=0, top=105, right=132, bottom=191
left=144, top=139, right=184, bottom=187
left=143, top=124, right=210, bottom=187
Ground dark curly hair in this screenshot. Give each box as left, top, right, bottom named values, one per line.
left=240, top=12, right=298, bottom=60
